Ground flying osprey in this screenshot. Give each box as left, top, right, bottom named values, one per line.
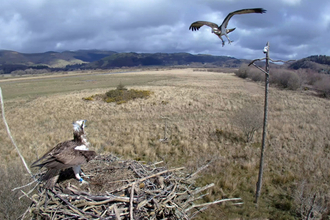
left=31, top=120, right=97, bottom=189
left=189, top=8, right=266, bottom=46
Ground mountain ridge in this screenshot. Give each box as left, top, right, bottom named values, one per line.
left=0, top=49, right=329, bottom=74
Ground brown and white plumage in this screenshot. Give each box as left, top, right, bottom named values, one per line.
left=31, top=120, right=96, bottom=189
left=189, top=8, right=266, bottom=46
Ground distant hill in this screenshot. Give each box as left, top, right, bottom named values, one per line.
left=289, top=55, right=330, bottom=74
left=0, top=50, right=247, bottom=73
left=1, top=49, right=329, bottom=74
left=84, top=52, right=243, bottom=69
left=0, top=50, right=117, bottom=69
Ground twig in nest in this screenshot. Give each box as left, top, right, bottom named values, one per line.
left=113, top=204, right=121, bottom=219
left=109, top=166, right=185, bottom=193
left=50, top=189, right=99, bottom=219
left=185, top=198, right=243, bottom=212
left=27, top=155, right=242, bottom=219
left=12, top=178, right=39, bottom=191
left=18, top=183, right=39, bottom=200
left=130, top=183, right=135, bottom=220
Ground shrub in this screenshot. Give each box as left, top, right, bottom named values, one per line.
left=11, top=70, right=26, bottom=76
left=232, top=103, right=263, bottom=142
left=105, top=88, right=123, bottom=99
left=294, top=180, right=329, bottom=219
left=286, top=71, right=301, bottom=90
left=235, top=64, right=249, bottom=79
left=236, top=64, right=303, bottom=90
left=82, top=96, right=94, bottom=101
left=250, top=70, right=265, bottom=82
left=214, top=128, right=245, bottom=143
left=116, top=82, right=127, bottom=91
left=83, top=83, right=152, bottom=104
left=271, top=69, right=301, bottom=90
left=297, top=69, right=322, bottom=86
left=314, top=76, right=330, bottom=98
left=104, top=88, right=151, bottom=104
left=103, top=83, right=152, bottom=104
left=235, top=64, right=265, bottom=82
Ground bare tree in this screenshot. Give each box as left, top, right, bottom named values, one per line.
left=11, top=70, right=25, bottom=76
left=232, top=104, right=263, bottom=142
left=294, top=180, right=328, bottom=220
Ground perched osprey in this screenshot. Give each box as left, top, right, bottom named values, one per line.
left=189, top=8, right=266, bottom=46
left=31, top=120, right=97, bottom=189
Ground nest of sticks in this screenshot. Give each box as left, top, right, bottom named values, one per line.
left=25, top=154, right=242, bottom=219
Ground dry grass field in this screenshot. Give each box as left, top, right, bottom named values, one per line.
left=0, top=68, right=329, bottom=219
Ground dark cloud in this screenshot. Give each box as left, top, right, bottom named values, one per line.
left=0, top=0, right=329, bottom=60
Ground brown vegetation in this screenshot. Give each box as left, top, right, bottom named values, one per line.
left=0, top=161, right=30, bottom=219
left=235, top=64, right=330, bottom=99
left=232, top=103, right=263, bottom=142
left=235, top=64, right=301, bottom=90
left=0, top=69, right=329, bottom=219
left=83, top=83, right=152, bottom=104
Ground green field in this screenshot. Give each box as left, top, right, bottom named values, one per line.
left=0, top=70, right=174, bottom=99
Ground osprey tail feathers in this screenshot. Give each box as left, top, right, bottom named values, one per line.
left=42, top=168, right=60, bottom=189
left=226, top=28, right=236, bottom=34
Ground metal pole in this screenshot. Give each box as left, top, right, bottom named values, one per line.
left=255, top=42, right=270, bottom=204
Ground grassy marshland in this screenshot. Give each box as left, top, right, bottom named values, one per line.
left=0, top=68, right=329, bottom=219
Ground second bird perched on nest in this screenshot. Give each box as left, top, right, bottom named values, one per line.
left=31, top=120, right=97, bottom=189
left=189, top=8, right=267, bottom=46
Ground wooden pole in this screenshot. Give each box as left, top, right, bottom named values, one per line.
left=255, top=42, right=270, bottom=204
left=249, top=43, right=294, bottom=205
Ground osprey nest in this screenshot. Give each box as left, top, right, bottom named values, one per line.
left=26, top=154, right=242, bottom=219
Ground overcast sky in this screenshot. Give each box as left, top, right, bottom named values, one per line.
left=0, top=0, right=329, bottom=60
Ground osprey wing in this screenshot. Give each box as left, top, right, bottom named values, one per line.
left=40, top=148, right=96, bottom=170
left=57, top=149, right=96, bottom=166
left=221, top=8, right=266, bottom=28
left=30, top=140, right=74, bottom=168
left=189, top=21, right=219, bottom=31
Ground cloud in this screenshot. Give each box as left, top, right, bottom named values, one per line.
left=0, top=0, right=329, bottom=60
left=281, top=0, right=301, bottom=6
